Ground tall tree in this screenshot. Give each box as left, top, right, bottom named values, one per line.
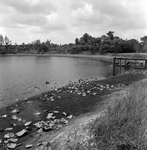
left=4, top=36, right=11, bottom=46
left=140, top=36, right=147, bottom=52
left=75, top=38, right=79, bottom=45
left=107, top=31, right=114, bottom=40
left=0, top=34, right=4, bottom=45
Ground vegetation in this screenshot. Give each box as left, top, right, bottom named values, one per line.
left=91, top=81, right=147, bottom=150
left=48, top=80, right=147, bottom=150
left=0, top=32, right=147, bottom=54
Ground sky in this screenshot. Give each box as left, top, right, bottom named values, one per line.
left=0, top=0, right=147, bottom=45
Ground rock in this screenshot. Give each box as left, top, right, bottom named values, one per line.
left=16, top=129, right=27, bottom=137
left=62, top=112, right=67, bottom=116
left=5, top=127, right=13, bottom=131
left=7, top=143, right=17, bottom=149
left=11, top=109, right=19, bottom=114
left=54, top=111, right=59, bottom=113
left=38, top=128, right=43, bottom=133
left=11, top=115, right=18, bottom=120
left=24, top=121, right=32, bottom=126
left=46, top=113, right=53, bottom=119
left=7, top=138, right=18, bottom=142
left=26, top=144, right=33, bottom=148
left=60, top=118, right=68, bottom=124
left=67, top=115, right=73, bottom=119
left=2, top=114, right=7, bottom=118
left=34, top=121, right=44, bottom=129
left=4, top=133, right=15, bottom=139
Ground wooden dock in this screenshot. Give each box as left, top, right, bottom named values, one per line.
left=113, top=57, right=147, bottom=76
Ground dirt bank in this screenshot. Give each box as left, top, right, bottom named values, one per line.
left=0, top=70, right=147, bottom=150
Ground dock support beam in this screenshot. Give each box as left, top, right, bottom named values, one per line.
left=145, top=59, right=147, bottom=69
left=113, top=57, right=116, bottom=76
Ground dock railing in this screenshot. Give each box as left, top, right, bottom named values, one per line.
left=113, top=57, right=147, bottom=76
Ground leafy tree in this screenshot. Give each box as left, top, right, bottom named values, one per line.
left=75, top=38, right=79, bottom=45
left=79, top=33, right=92, bottom=44
left=126, top=39, right=139, bottom=53
left=107, top=31, right=114, bottom=40
left=4, top=36, right=11, bottom=46
left=46, top=39, right=51, bottom=46
left=140, top=36, right=147, bottom=43
left=0, top=34, right=4, bottom=45
left=140, top=36, right=147, bottom=52
left=95, top=37, right=101, bottom=44
left=0, top=34, right=11, bottom=54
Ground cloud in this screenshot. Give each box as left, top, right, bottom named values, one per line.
left=0, top=0, right=56, bottom=15
left=72, top=3, right=94, bottom=20
left=0, top=0, right=147, bottom=44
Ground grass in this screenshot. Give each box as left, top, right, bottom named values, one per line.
left=91, top=80, right=147, bottom=150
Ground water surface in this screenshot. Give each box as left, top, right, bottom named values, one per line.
left=0, top=56, right=112, bottom=107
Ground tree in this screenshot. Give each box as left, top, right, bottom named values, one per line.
left=75, top=38, right=79, bottom=45
left=4, top=36, right=11, bottom=46
left=140, top=36, right=147, bottom=43
left=0, top=34, right=11, bottom=54
left=140, top=36, right=147, bottom=52
left=46, top=39, right=51, bottom=46
left=0, top=34, right=4, bottom=45
left=107, top=31, right=114, bottom=40
left=80, top=33, right=92, bottom=44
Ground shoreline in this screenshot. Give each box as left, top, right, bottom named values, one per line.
left=2, top=52, right=147, bottom=63
left=0, top=71, right=147, bottom=149
left=1, top=53, right=114, bottom=62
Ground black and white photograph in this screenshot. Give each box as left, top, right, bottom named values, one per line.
left=0, top=0, right=147, bottom=149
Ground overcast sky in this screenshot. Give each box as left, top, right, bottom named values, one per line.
left=0, top=0, right=147, bottom=44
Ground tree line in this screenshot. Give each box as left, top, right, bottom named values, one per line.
left=0, top=32, right=147, bottom=54
left=71, top=32, right=147, bottom=54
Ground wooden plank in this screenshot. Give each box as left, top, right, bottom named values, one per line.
left=114, top=57, right=146, bottom=61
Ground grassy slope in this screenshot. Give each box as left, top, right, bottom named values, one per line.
left=91, top=81, right=147, bottom=150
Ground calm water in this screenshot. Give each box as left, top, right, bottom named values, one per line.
left=0, top=56, right=112, bottom=107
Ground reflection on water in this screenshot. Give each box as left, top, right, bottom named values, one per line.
left=0, top=56, right=112, bottom=107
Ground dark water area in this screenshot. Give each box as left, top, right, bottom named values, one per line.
left=0, top=56, right=112, bottom=107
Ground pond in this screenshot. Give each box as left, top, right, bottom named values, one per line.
left=0, top=56, right=112, bottom=107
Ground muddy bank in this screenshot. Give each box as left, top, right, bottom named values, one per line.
left=0, top=70, right=147, bottom=149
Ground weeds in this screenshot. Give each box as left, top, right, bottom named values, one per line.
left=92, top=81, right=147, bottom=150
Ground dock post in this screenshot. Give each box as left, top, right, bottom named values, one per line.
left=113, top=57, right=116, bottom=76
left=145, top=59, right=147, bottom=69
left=124, top=59, right=126, bottom=72
left=135, top=60, right=136, bottom=69
left=120, top=58, right=121, bottom=72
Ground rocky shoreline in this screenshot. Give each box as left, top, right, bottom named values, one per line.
left=0, top=69, right=147, bottom=149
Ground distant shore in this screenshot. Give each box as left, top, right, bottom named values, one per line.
left=2, top=53, right=147, bottom=63
left=1, top=53, right=114, bottom=62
